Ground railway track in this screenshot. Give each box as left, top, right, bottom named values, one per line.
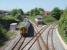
left=26, top=23, right=57, bottom=50
left=51, top=28, right=55, bottom=50
left=35, top=26, right=43, bottom=50
left=27, top=26, right=51, bottom=50
left=34, top=24, right=47, bottom=50
left=10, top=23, right=47, bottom=50
left=10, top=22, right=57, bottom=50
left=11, top=36, right=26, bottom=50
left=46, top=24, right=57, bottom=50
left=20, top=25, right=49, bottom=50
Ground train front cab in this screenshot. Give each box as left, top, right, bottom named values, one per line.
left=20, top=27, right=28, bottom=37
left=20, top=23, right=34, bottom=37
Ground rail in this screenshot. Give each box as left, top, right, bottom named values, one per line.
left=10, top=21, right=57, bottom=50
left=46, top=23, right=57, bottom=50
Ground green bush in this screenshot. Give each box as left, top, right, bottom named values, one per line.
left=28, top=15, right=36, bottom=22
left=43, top=16, right=57, bottom=24
left=59, top=16, right=67, bottom=43
left=51, top=7, right=62, bottom=20
left=6, top=31, right=16, bottom=38
left=0, top=15, right=19, bottom=47
left=0, top=26, right=8, bottom=47
left=2, top=15, right=15, bottom=20
left=0, top=19, right=18, bottom=30
left=0, top=23, right=16, bottom=47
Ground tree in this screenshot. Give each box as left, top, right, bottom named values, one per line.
left=59, top=8, right=67, bottom=37
left=10, top=9, right=18, bottom=16
left=16, top=14, right=23, bottom=21
left=39, top=8, right=44, bottom=11
left=26, top=8, right=45, bottom=16
left=63, top=7, right=67, bottom=16
left=51, top=7, right=62, bottom=20
left=34, top=8, right=40, bottom=15
left=9, top=9, right=24, bottom=21
left=10, top=9, right=24, bottom=16
left=17, top=9, right=24, bottom=15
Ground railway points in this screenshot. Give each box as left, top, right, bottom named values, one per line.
left=5, top=21, right=58, bottom=50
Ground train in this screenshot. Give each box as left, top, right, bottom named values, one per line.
left=19, top=19, right=34, bottom=37
left=35, top=15, right=44, bottom=25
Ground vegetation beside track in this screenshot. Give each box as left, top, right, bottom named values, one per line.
left=0, top=9, right=24, bottom=47
left=43, top=16, right=57, bottom=24
left=58, top=8, right=67, bottom=44
left=29, top=15, right=57, bottom=24
left=0, top=18, right=18, bottom=47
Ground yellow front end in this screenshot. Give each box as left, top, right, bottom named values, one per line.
left=20, top=27, right=28, bottom=36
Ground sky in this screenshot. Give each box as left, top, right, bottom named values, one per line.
left=0, top=0, right=67, bottom=12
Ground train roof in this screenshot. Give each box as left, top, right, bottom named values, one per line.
left=19, top=21, right=30, bottom=28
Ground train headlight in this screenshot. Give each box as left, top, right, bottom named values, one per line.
left=20, top=27, right=27, bottom=33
